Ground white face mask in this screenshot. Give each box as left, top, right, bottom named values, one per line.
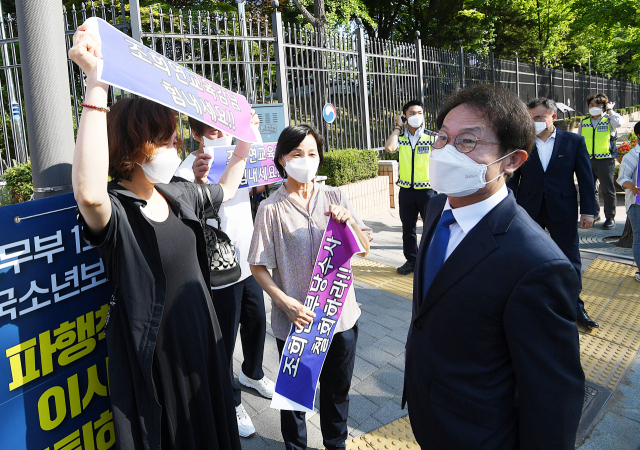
left=204, top=135, right=233, bottom=147
left=534, top=121, right=548, bottom=135
left=139, top=149, right=182, bottom=185
left=429, top=144, right=516, bottom=197
left=284, top=156, right=320, bottom=183
left=589, top=107, right=603, bottom=117
left=407, top=114, right=424, bottom=128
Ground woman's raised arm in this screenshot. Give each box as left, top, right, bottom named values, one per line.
left=69, top=21, right=112, bottom=233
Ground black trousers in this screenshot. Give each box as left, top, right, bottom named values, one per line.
left=212, top=275, right=267, bottom=406
left=591, top=157, right=616, bottom=219
left=276, top=324, right=358, bottom=450
left=535, top=198, right=584, bottom=309
left=399, top=187, right=437, bottom=264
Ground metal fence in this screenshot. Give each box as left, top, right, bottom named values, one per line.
left=1, top=1, right=640, bottom=174
left=0, top=1, right=132, bottom=175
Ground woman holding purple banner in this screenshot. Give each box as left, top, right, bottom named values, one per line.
left=69, top=21, right=247, bottom=450
left=249, top=125, right=372, bottom=450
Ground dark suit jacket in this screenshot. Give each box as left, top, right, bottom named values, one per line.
left=507, top=128, right=596, bottom=222
left=404, top=192, right=585, bottom=450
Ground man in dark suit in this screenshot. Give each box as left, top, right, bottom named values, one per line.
left=404, top=85, right=584, bottom=450
left=508, top=98, right=598, bottom=328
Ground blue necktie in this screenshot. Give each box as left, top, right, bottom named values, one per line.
left=422, top=209, right=456, bottom=297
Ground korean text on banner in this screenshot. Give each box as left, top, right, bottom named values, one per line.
left=0, top=193, right=113, bottom=450
left=207, top=142, right=283, bottom=188
left=89, top=17, right=258, bottom=143
left=271, top=218, right=365, bottom=412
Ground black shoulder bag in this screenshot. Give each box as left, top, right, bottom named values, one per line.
left=196, top=184, right=242, bottom=287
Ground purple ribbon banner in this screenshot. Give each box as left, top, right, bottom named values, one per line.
left=271, top=218, right=365, bottom=412
left=206, top=142, right=283, bottom=188
left=89, top=17, right=258, bottom=143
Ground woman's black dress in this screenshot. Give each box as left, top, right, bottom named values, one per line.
left=150, top=207, right=235, bottom=449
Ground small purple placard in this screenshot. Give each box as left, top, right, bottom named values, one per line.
left=207, top=142, right=283, bottom=188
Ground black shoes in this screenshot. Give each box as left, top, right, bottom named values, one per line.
left=593, top=214, right=601, bottom=222
left=602, top=218, right=615, bottom=229
left=576, top=306, right=599, bottom=329
left=397, top=261, right=415, bottom=275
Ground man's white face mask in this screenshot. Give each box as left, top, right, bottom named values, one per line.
left=429, top=144, right=516, bottom=197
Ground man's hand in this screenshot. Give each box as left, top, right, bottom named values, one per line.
left=396, top=114, right=405, bottom=128
left=192, top=152, right=212, bottom=184
left=250, top=109, right=260, bottom=126
left=580, top=215, right=594, bottom=229
left=606, top=102, right=615, bottom=111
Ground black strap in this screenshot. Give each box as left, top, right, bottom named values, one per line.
left=195, top=184, right=206, bottom=225
left=201, top=184, right=222, bottom=228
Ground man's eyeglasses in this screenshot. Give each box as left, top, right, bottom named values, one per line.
left=433, top=130, right=500, bottom=154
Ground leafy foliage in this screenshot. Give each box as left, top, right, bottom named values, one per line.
left=318, top=148, right=378, bottom=186
left=3, top=159, right=32, bottom=204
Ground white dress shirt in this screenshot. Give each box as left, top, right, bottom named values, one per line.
left=535, top=129, right=556, bottom=172
left=441, top=184, right=509, bottom=261
left=405, top=125, right=425, bottom=148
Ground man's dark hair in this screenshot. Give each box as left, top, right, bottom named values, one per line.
left=634, top=121, right=640, bottom=138
left=527, top=98, right=558, bottom=115
left=188, top=116, right=217, bottom=138
left=274, top=124, right=324, bottom=178
left=403, top=100, right=424, bottom=115
left=436, top=85, right=535, bottom=155
left=587, top=93, right=609, bottom=106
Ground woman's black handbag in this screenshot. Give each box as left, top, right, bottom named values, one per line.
left=196, top=184, right=241, bottom=287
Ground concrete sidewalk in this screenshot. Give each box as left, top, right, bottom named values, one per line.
left=234, top=192, right=640, bottom=449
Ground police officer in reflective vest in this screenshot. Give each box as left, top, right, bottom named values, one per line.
left=384, top=100, right=437, bottom=275
left=579, top=93, right=624, bottom=229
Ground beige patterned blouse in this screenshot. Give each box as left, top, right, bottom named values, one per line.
left=248, top=182, right=373, bottom=341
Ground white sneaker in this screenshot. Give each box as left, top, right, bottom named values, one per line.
left=235, top=404, right=256, bottom=438
left=635, top=272, right=640, bottom=282
left=238, top=372, right=275, bottom=399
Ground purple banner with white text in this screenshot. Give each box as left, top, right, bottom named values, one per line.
left=90, top=17, right=258, bottom=143
left=207, top=142, right=283, bottom=188
left=271, top=218, right=364, bottom=412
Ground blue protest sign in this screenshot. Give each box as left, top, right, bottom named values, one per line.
left=0, top=194, right=113, bottom=450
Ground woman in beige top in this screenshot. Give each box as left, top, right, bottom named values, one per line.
left=249, top=125, right=372, bottom=449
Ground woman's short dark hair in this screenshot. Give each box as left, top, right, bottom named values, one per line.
left=587, top=93, right=609, bottom=106
left=436, top=85, right=535, bottom=156
left=107, top=97, right=180, bottom=182
left=274, top=125, right=324, bottom=178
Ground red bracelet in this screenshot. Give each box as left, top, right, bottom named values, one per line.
left=81, top=103, right=110, bottom=113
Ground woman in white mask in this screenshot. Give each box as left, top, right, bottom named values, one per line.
left=174, top=117, right=276, bottom=439
left=69, top=21, right=249, bottom=450
left=248, top=125, right=372, bottom=450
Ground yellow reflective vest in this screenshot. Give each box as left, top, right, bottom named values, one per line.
left=397, top=131, right=436, bottom=189
left=580, top=115, right=614, bottom=159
